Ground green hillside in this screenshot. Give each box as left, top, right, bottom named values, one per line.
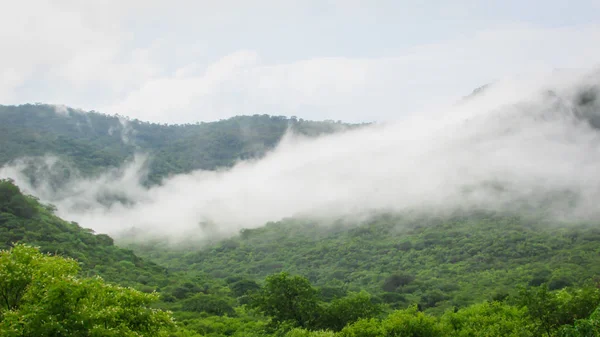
left=5, top=180, right=600, bottom=337
left=128, top=213, right=600, bottom=313
left=0, top=178, right=172, bottom=289
left=0, top=104, right=363, bottom=185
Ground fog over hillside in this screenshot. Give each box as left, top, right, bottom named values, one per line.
left=2, top=69, right=600, bottom=241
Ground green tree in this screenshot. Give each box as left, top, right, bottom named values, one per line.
left=382, top=305, right=444, bottom=337
left=319, top=291, right=382, bottom=331
left=559, top=306, right=600, bottom=337
left=442, top=301, right=532, bottom=337
left=383, top=273, right=415, bottom=292
left=0, top=179, right=19, bottom=207
left=286, top=328, right=336, bottom=337
left=251, top=272, right=319, bottom=329
left=0, top=244, right=174, bottom=336
left=229, top=279, right=261, bottom=297
left=182, top=293, right=236, bottom=316
left=0, top=180, right=35, bottom=219
left=338, top=318, right=386, bottom=337
left=518, top=284, right=600, bottom=337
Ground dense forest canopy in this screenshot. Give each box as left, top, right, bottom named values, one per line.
left=0, top=104, right=365, bottom=186
left=4, top=224, right=600, bottom=337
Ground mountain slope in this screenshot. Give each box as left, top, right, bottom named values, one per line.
left=0, top=104, right=364, bottom=185
left=0, top=178, right=171, bottom=289
left=4, top=179, right=600, bottom=336
left=127, top=213, right=600, bottom=313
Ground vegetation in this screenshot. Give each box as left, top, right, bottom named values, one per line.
left=3, top=105, right=600, bottom=336
left=0, top=104, right=363, bottom=186
left=0, top=178, right=169, bottom=289
left=0, top=244, right=175, bottom=336
left=3, top=241, right=600, bottom=336
left=129, top=214, right=600, bottom=314
left=4, top=177, right=600, bottom=336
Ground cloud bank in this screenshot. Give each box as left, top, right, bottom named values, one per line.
left=2, top=70, right=600, bottom=241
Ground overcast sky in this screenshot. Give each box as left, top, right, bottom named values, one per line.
left=2, top=0, right=600, bottom=124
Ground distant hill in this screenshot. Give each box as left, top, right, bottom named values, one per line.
left=0, top=104, right=365, bottom=185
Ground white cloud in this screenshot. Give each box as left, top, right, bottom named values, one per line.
left=1, top=1, right=600, bottom=123
left=0, top=0, right=159, bottom=105
left=102, top=23, right=600, bottom=123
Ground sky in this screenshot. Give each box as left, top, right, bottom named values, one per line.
left=1, top=0, right=600, bottom=124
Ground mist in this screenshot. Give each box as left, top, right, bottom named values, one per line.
left=2, top=69, right=600, bottom=241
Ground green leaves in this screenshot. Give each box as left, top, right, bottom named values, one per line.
left=518, top=284, right=600, bottom=337
left=251, top=273, right=382, bottom=333
left=441, top=301, right=531, bottom=337
left=182, top=293, right=236, bottom=316
left=0, top=244, right=79, bottom=313
left=251, top=272, right=320, bottom=329
left=0, top=244, right=175, bottom=336
left=0, top=180, right=36, bottom=219
left=0, top=181, right=169, bottom=290
left=155, top=213, right=600, bottom=312
left=320, top=291, right=382, bottom=332
left=383, top=306, right=444, bottom=337
left=337, top=306, right=443, bottom=337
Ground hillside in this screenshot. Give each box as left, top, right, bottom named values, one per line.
left=0, top=178, right=171, bottom=289
left=4, top=177, right=600, bottom=337
left=0, top=178, right=251, bottom=333
left=127, top=213, right=600, bottom=313
left=0, top=104, right=363, bottom=185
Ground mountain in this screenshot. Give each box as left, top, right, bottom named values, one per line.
left=0, top=104, right=365, bottom=185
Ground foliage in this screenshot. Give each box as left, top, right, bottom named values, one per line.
left=0, top=244, right=174, bottom=336
left=337, top=306, right=443, bottom=337
left=337, top=318, right=386, bottom=337
left=0, top=180, right=170, bottom=290
left=0, top=179, right=36, bottom=219
left=318, top=291, right=382, bottom=331
left=131, top=213, right=600, bottom=314
left=0, top=104, right=363, bottom=186
left=559, top=307, right=600, bottom=337
left=2, top=181, right=600, bottom=337
left=382, top=305, right=445, bottom=337
left=518, top=284, right=600, bottom=337
left=441, top=301, right=531, bottom=337
left=251, top=272, right=320, bottom=329
left=181, top=293, right=236, bottom=316
left=287, top=328, right=336, bottom=337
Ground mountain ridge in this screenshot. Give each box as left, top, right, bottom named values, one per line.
left=0, top=103, right=366, bottom=186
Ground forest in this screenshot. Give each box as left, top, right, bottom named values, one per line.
left=0, top=104, right=363, bottom=186
left=2, top=178, right=600, bottom=336
left=1, top=105, right=600, bottom=336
